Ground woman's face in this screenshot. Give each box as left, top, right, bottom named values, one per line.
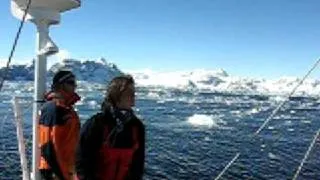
left=118, top=83, right=135, bottom=109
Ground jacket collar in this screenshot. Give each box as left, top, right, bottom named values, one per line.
left=45, top=90, right=80, bottom=107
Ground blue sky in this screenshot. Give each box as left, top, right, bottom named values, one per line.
left=1, top=0, right=320, bottom=78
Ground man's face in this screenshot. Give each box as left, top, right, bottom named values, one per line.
left=62, top=78, right=77, bottom=93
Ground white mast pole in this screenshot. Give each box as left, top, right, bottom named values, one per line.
left=31, top=20, right=50, bottom=180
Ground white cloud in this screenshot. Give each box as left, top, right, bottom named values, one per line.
left=56, top=49, right=71, bottom=61
left=47, top=49, right=71, bottom=69
left=0, top=58, right=33, bottom=68
left=0, top=59, right=7, bottom=68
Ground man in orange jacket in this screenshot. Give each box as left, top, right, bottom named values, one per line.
left=38, top=70, right=81, bottom=180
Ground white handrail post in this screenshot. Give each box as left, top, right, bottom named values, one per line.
left=12, top=97, right=30, bottom=180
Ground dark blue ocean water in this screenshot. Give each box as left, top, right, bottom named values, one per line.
left=1, top=82, right=320, bottom=179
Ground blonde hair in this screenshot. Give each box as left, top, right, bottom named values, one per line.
left=102, top=75, right=134, bottom=110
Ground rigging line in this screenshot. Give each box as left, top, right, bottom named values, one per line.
left=292, top=129, right=320, bottom=180
left=0, top=0, right=32, bottom=92
left=214, top=58, right=320, bottom=180
left=259, top=122, right=320, bottom=166
left=214, top=153, right=240, bottom=180
left=255, top=58, right=320, bottom=135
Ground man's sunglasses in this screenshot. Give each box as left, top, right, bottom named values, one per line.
left=64, top=80, right=77, bottom=86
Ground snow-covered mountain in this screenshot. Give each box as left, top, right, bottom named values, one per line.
left=0, top=60, right=35, bottom=81
left=48, top=58, right=123, bottom=83
left=1, top=59, right=320, bottom=96
left=0, top=58, right=123, bottom=83
left=129, top=69, right=320, bottom=96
